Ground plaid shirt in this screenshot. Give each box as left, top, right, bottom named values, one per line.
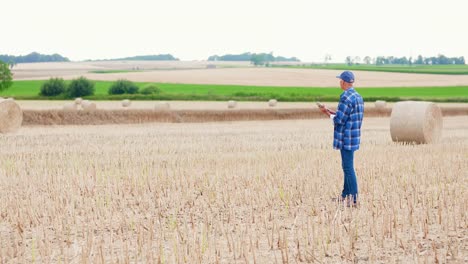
left=332, top=88, right=364, bottom=151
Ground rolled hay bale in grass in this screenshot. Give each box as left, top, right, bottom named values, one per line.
left=63, top=103, right=78, bottom=111
left=81, top=100, right=97, bottom=111
left=74, top=98, right=83, bottom=105
left=375, top=100, right=387, bottom=110
left=122, top=99, right=131, bottom=107
left=227, top=100, right=237, bottom=109
left=390, top=101, right=443, bottom=144
left=0, top=99, right=23, bottom=133
left=268, top=99, right=277, bottom=107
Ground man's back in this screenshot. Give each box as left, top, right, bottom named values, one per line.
left=332, top=88, right=364, bottom=151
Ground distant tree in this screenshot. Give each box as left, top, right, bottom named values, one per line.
left=208, top=52, right=300, bottom=62
left=437, top=54, right=449, bottom=65
left=250, top=54, right=266, bottom=66
left=111, top=54, right=179, bottom=61
left=139, top=84, right=161, bottom=95
left=345, top=56, right=354, bottom=66
left=0, top=52, right=69, bottom=64
left=207, top=55, right=220, bottom=61
left=40, top=77, right=66, bottom=96
left=354, top=56, right=361, bottom=65
left=67, top=77, right=94, bottom=98
left=415, top=55, right=424, bottom=64
left=375, top=56, right=385, bottom=65
left=0, top=61, right=13, bottom=91
left=363, top=56, right=372, bottom=64
left=108, top=79, right=139, bottom=95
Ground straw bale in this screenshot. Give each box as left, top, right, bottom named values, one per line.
left=0, top=99, right=23, bottom=133
left=227, top=100, right=237, bottom=109
left=390, top=101, right=443, bottom=144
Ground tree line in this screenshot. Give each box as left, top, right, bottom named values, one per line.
left=0, top=52, right=70, bottom=65
left=345, top=54, right=465, bottom=66
left=99, top=54, right=179, bottom=61
left=0, top=52, right=180, bottom=66
left=208, top=52, right=300, bottom=65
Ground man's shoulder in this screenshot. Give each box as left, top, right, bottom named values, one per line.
left=347, top=88, right=363, bottom=101
left=341, top=88, right=359, bottom=102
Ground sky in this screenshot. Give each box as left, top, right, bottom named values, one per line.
left=3, top=0, right=468, bottom=62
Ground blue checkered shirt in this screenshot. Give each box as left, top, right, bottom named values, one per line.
left=332, top=88, right=364, bottom=151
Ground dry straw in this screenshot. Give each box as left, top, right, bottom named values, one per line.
left=0, top=99, right=23, bottom=133
left=81, top=100, right=97, bottom=111
left=154, top=102, right=171, bottom=111
left=122, top=99, right=131, bottom=107
left=375, top=100, right=386, bottom=110
left=268, top=99, right=277, bottom=107
left=23, top=106, right=467, bottom=126
left=390, top=101, right=443, bottom=144
left=227, top=100, right=237, bottom=109
left=63, top=103, right=78, bottom=111
left=74, top=98, right=83, bottom=105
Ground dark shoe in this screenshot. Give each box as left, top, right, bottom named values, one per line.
left=331, top=196, right=345, bottom=202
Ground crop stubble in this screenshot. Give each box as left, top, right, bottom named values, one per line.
left=0, top=117, right=466, bottom=262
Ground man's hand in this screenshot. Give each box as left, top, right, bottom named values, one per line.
left=319, top=106, right=329, bottom=115
left=318, top=103, right=335, bottom=116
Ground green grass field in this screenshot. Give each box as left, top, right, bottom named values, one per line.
left=273, top=64, right=468, bottom=75
left=2, top=80, right=467, bottom=102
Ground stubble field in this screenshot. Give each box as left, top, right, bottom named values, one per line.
left=0, top=117, right=466, bottom=263
left=12, top=61, right=468, bottom=87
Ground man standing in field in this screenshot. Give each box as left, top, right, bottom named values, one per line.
left=319, top=71, right=364, bottom=206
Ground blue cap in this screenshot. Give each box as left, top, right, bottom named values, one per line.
left=336, top=71, right=355, bottom=83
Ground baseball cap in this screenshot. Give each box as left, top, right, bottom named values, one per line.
left=336, top=71, right=355, bottom=83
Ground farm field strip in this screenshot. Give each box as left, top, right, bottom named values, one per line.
left=11, top=63, right=468, bottom=87
left=274, top=63, right=468, bottom=75
left=3, top=80, right=468, bottom=102
left=0, top=117, right=466, bottom=262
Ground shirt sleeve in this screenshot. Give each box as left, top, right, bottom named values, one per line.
left=333, top=97, right=352, bottom=125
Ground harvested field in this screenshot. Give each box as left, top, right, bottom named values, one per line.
left=15, top=100, right=468, bottom=111
left=12, top=61, right=468, bottom=87
left=0, top=117, right=467, bottom=262
left=21, top=106, right=468, bottom=126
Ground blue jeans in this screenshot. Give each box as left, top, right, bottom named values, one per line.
left=340, top=149, right=358, bottom=202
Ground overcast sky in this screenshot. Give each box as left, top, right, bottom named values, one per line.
left=3, top=0, right=468, bottom=62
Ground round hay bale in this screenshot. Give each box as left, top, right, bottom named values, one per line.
left=375, top=100, right=386, bottom=109
left=81, top=100, right=97, bottom=111
left=154, top=102, right=170, bottom=111
left=227, top=100, right=237, bottom=109
left=0, top=99, right=23, bottom=133
left=390, top=101, right=443, bottom=144
left=268, top=99, right=277, bottom=107
left=63, top=103, right=78, bottom=111
left=74, top=98, right=83, bottom=105
left=122, top=99, right=131, bottom=107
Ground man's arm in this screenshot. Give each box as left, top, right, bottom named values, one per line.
left=318, top=104, right=336, bottom=116
left=333, top=98, right=351, bottom=125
